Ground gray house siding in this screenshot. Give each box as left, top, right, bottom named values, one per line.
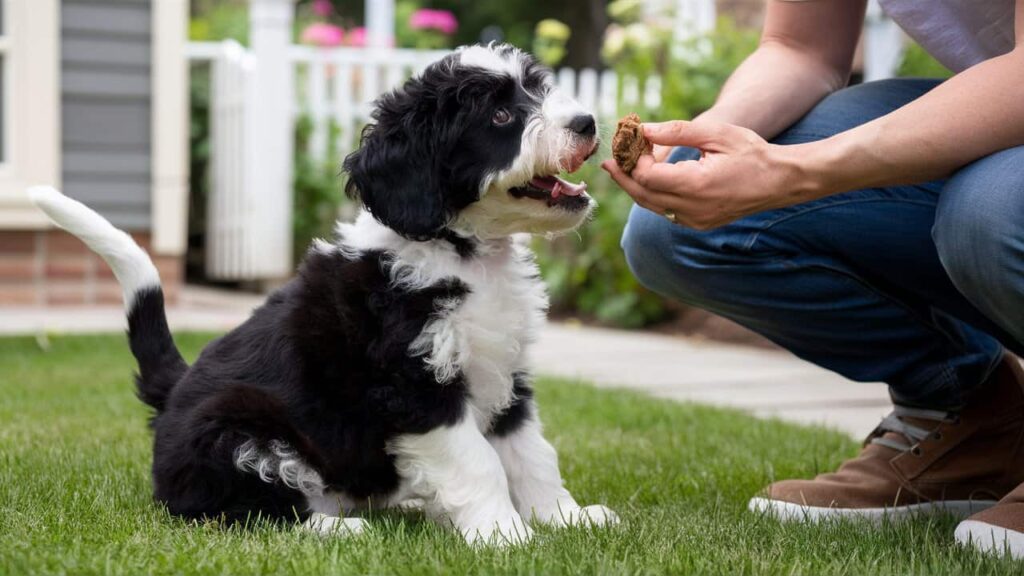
left=61, top=0, right=152, bottom=230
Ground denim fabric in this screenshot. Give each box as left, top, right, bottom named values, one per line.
left=621, top=79, right=1022, bottom=409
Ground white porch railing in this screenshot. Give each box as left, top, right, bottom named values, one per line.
left=203, top=41, right=262, bottom=281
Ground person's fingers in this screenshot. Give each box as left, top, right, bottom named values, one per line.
left=601, top=159, right=700, bottom=223
left=642, top=120, right=731, bottom=148
left=601, top=159, right=668, bottom=213
left=630, top=155, right=703, bottom=193
left=652, top=144, right=672, bottom=163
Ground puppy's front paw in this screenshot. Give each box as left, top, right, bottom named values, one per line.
left=541, top=503, right=620, bottom=528
left=572, top=504, right=619, bottom=527
left=301, top=513, right=369, bottom=537
left=462, top=514, right=534, bottom=547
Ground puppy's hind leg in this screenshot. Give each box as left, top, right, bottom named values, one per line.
left=154, top=384, right=365, bottom=535
left=232, top=430, right=369, bottom=538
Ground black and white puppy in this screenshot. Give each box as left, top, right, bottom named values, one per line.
left=28, top=43, right=615, bottom=546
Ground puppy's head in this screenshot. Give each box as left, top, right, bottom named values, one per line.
left=344, top=43, right=597, bottom=241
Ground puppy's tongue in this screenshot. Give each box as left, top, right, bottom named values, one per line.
left=529, top=175, right=587, bottom=199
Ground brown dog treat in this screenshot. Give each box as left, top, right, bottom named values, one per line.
left=611, top=113, right=652, bottom=175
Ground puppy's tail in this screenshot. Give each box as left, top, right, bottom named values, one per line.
left=28, top=186, right=186, bottom=411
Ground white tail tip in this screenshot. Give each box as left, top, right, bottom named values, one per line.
left=26, top=186, right=160, bottom=309
left=27, top=185, right=64, bottom=208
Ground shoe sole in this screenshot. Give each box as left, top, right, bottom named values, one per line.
left=955, top=520, right=1024, bottom=559
left=748, top=497, right=997, bottom=523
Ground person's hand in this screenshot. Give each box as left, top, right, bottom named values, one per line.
left=602, top=120, right=812, bottom=230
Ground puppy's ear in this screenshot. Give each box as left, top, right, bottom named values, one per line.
left=343, top=80, right=452, bottom=240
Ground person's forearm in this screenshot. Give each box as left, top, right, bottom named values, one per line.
left=788, top=48, right=1024, bottom=198
left=697, top=41, right=850, bottom=140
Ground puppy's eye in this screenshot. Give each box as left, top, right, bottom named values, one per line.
left=492, top=108, right=513, bottom=126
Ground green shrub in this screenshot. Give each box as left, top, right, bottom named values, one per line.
left=293, top=116, right=347, bottom=263
left=189, top=1, right=248, bottom=44
left=658, top=18, right=760, bottom=121
left=897, top=42, right=954, bottom=79
left=185, top=65, right=212, bottom=279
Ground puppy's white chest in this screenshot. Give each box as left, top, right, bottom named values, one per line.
left=412, top=242, right=547, bottom=428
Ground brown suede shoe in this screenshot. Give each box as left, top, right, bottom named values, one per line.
left=955, top=481, right=1024, bottom=558
left=749, top=354, right=1024, bottom=522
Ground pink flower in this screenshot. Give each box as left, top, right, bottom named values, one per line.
left=347, top=26, right=367, bottom=47
left=301, top=22, right=344, bottom=47
left=312, top=0, right=333, bottom=17
left=409, top=9, right=458, bottom=35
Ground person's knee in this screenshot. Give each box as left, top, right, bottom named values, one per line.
left=933, top=152, right=1024, bottom=305
left=620, top=205, right=728, bottom=303
left=621, top=205, right=677, bottom=295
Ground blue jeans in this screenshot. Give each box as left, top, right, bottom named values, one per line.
left=621, top=79, right=1024, bottom=409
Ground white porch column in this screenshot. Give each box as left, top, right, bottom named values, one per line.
left=151, top=0, right=189, bottom=255
left=249, top=0, right=295, bottom=277
left=366, top=0, right=395, bottom=48
left=0, top=0, right=59, bottom=228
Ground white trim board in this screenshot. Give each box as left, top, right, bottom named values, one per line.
left=0, top=0, right=60, bottom=229
left=151, top=0, right=189, bottom=255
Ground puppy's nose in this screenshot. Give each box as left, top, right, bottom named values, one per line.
left=567, top=114, right=596, bottom=137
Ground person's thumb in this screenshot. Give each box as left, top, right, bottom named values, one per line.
left=643, top=121, right=726, bottom=148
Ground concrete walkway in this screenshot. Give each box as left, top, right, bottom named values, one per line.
left=0, top=286, right=891, bottom=438
left=535, top=323, right=889, bottom=437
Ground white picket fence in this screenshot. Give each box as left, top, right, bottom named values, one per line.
left=190, top=41, right=657, bottom=163
left=290, top=44, right=451, bottom=161
left=290, top=48, right=660, bottom=161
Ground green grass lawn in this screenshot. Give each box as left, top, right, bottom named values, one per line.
left=1, top=334, right=1021, bottom=575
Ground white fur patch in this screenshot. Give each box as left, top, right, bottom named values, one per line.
left=335, top=214, right=549, bottom=424
left=310, top=238, right=337, bottom=255
left=458, top=45, right=521, bottom=77
left=409, top=296, right=470, bottom=384
left=234, top=439, right=326, bottom=497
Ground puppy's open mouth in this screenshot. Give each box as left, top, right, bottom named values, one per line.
left=509, top=174, right=589, bottom=209
left=508, top=140, right=597, bottom=211
left=511, top=174, right=587, bottom=200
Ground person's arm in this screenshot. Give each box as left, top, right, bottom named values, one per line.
left=607, top=0, right=1024, bottom=230
left=800, top=11, right=1024, bottom=195
left=652, top=0, right=865, bottom=160
left=697, top=0, right=865, bottom=137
